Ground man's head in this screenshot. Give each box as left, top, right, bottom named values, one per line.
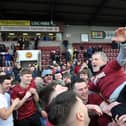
left=42, top=69, right=53, bottom=84
left=34, top=76, right=44, bottom=92
left=78, top=69, right=89, bottom=83
left=91, top=51, right=108, bottom=72
left=39, top=81, right=68, bottom=106
left=62, top=72, right=71, bottom=84
left=73, top=78, right=88, bottom=104
left=0, top=75, right=12, bottom=93
left=47, top=91, right=90, bottom=126
left=20, top=68, right=32, bottom=86
left=54, top=72, right=62, bottom=80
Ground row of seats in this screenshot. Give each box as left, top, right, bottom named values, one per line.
left=39, top=46, right=61, bottom=68
left=39, top=43, right=119, bottom=67
left=72, top=43, right=119, bottom=61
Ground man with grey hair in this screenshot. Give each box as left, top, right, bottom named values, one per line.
left=88, top=27, right=126, bottom=119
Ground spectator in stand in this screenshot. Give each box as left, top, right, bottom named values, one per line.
left=65, top=49, right=72, bottom=62
left=34, top=36, right=39, bottom=49
left=11, top=68, right=41, bottom=126
left=5, top=52, right=13, bottom=67
left=83, top=49, right=88, bottom=60
left=50, top=50, right=56, bottom=64
left=97, top=45, right=103, bottom=52
left=73, top=48, right=79, bottom=60
left=12, top=63, right=21, bottom=82
left=15, top=42, right=20, bottom=51
left=0, top=44, right=6, bottom=52
left=5, top=67, right=13, bottom=76
left=60, top=63, right=67, bottom=74
left=62, top=71, right=72, bottom=90
left=54, top=71, right=65, bottom=86
left=18, top=37, right=24, bottom=50
left=87, top=46, right=93, bottom=58
left=11, top=43, right=16, bottom=56
left=0, top=54, right=3, bottom=66
left=30, top=65, right=40, bottom=78
left=79, top=61, right=93, bottom=80
left=55, top=51, right=60, bottom=64
left=51, top=63, right=61, bottom=74
left=0, top=67, right=6, bottom=75
left=77, top=69, right=90, bottom=83
left=74, top=60, right=82, bottom=75
left=111, top=40, right=119, bottom=49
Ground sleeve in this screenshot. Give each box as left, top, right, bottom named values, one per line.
left=88, top=80, right=98, bottom=92
left=35, top=102, right=43, bottom=112
left=88, top=93, right=104, bottom=105
left=0, top=96, right=5, bottom=108
left=117, top=43, right=126, bottom=66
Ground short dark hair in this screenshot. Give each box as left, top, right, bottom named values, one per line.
left=111, top=103, right=126, bottom=120
left=62, top=71, right=71, bottom=79
left=47, top=91, right=77, bottom=126
left=72, top=78, right=86, bottom=89
left=0, top=75, right=11, bottom=84
left=39, top=81, right=57, bottom=106
left=20, top=68, right=32, bottom=76
left=80, top=68, right=88, bottom=74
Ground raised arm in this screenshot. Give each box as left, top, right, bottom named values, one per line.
left=112, top=27, right=126, bottom=66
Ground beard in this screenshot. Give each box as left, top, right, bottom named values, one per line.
left=92, top=66, right=100, bottom=72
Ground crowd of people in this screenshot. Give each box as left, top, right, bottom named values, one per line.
left=1, top=27, right=126, bottom=126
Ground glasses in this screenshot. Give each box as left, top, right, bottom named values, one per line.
left=45, top=74, right=52, bottom=77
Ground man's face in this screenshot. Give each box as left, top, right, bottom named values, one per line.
left=92, top=54, right=106, bottom=72
left=74, top=82, right=88, bottom=103
left=55, top=73, right=62, bottom=80
left=20, top=74, right=32, bottom=85
left=44, top=74, right=53, bottom=84
left=1, top=79, right=12, bottom=93
left=80, top=73, right=88, bottom=81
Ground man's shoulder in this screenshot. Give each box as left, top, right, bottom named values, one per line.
left=11, top=84, right=21, bottom=91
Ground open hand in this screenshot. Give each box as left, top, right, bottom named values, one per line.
left=112, top=27, right=126, bottom=42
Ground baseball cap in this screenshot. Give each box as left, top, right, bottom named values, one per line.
left=42, top=69, right=52, bottom=77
